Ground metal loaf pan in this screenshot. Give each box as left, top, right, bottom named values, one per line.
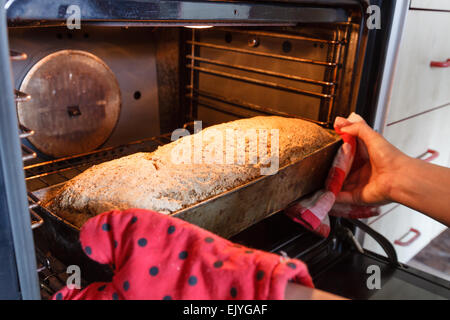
left=31, top=131, right=341, bottom=278
left=173, top=132, right=341, bottom=238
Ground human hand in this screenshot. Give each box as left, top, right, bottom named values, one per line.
left=333, top=113, right=409, bottom=206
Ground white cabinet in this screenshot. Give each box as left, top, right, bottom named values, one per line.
left=363, top=6, right=450, bottom=264
left=365, top=106, right=450, bottom=238
left=364, top=205, right=446, bottom=263
left=386, top=10, right=450, bottom=124
left=410, top=0, right=450, bottom=11
left=384, top=106, right=450, bottom=167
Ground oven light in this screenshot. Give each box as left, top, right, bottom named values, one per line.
left=184, top=26, right=214, bottom=29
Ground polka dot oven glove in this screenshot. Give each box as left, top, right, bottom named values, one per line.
left=53, top=209, right=313, bottom=300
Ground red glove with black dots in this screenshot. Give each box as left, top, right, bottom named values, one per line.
left=52, top=208, right=313, bottom=300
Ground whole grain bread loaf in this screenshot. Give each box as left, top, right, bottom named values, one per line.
left=44, top=116, right=335, bottom=227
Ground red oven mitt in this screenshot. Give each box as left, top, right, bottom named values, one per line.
left=52, top=208, right=313, bottom=300
left=285, top=113, right=379, bottom=237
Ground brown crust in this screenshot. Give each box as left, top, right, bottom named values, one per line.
left=44, top=116, right=335, bottom=227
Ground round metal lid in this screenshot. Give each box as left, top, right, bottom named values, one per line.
left=17, top=50, right=121, bottom=158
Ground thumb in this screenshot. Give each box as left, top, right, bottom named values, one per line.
left=336, top=190, right=359, bottom=204
left=334, top=116, right=353, bottom=130
left=347, top=112, right=366, bottom=123
left=339, top=121, right=376, bottom=145
left=334, top=112, right=365, bottom=130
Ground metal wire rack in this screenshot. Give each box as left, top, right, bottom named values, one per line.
left=35, top=247, right=87, bottom=299
left=24, top=132, right=174, bottom=192
left=185, top=25, right=352, bottom=127
left=10, top=50, right=47, bottom=232
left=23, top=24, right=354, bottom=192
left=23, top=131, right=176, bottom=299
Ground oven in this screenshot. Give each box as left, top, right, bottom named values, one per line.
left=0, top=0, right=449, bottom=300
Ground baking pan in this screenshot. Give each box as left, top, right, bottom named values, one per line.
left=174, top=132, right=341, bottom=238
left=31, top=131, right=341, bottom=278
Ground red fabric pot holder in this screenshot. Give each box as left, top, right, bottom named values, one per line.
left=53, top=208, right=313, bottom=300
left=285, top=125, right=379, bottom=237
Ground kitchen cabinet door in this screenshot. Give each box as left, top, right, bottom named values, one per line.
left=410, top=0, right=450, bottom=11
left=365, top=106, right=450, bottom=259
left=386, top=10, right=450, bottom=124
left=383, top=105, right=450, bottom=168
left=363, top=204, right=447, bottom=263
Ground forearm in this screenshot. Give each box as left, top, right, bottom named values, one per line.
left=284, top=283, right=347, bottom=300
left=390, top=157, right=450, bottom=226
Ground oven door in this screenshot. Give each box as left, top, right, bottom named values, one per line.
left=230, top=213, right=450, bottom=300
left=313, top=248, right=450, bottom=300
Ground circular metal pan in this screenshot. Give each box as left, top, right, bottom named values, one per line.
left=17, top=50, right=121, bottom=158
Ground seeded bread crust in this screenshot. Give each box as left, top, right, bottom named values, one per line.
left=44, top=116, right=335, bottom=227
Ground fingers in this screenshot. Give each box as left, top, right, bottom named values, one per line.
left=334, top=113, right=368, bottom=206
left=335, top=191, right=356, bottom=204
left=334, top=112, right=365, bottom=129
left=347, top=112, right=365, bottom=123
left=338, top=121, right=377, bottom=147
left=335, top=114, right=371, bottom=160
left=334, top=116, right=353, bottom=129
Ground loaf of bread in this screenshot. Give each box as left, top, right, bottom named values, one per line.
left=44, top=116, right=335, bottom=227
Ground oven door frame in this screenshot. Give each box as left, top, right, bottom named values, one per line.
left=0, top=6, right=40, bottom=300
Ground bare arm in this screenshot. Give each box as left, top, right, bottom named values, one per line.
left=284, top=283, right=347, bottom=300
left=390, top=157, right=450, bottom=226
left=284, top=113, right=450, bottom=301
left=334, top=113, right=450, bottom=226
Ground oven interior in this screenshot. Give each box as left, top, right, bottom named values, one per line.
left=7, top=8, right=450, bottom=299
left=9, top=22, right=362, bottom=297
left=16, top=23, right=360, bottom=225
left=14, top=23, right=360, bottom=163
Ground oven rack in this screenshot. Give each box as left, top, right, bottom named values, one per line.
left=35, top=247, right=88, bottom=299
left=29, top=195, right=44, bottom=230
left=24, top=129, right=193, bottom=298
left=10, top=49, right=27, bottom=61
left=185, top=86, right=328, bottom=126
left=25, top=131, right=176, bottom=297
left=10, top=49, right=46, bottom=232
left=186, top=24, right=351, bottom=127
left=14, top=89, right=31, bottom=102
left=24, top=132, right=174, bottom=192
